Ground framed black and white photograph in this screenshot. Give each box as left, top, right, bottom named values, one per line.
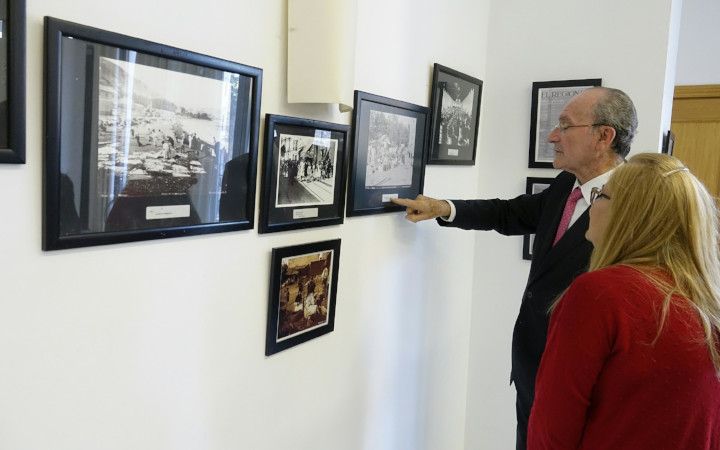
left=428, top=63, right=482, bottom=165
left=259, top=114, right=348, bottom=233
left=266, top=239, right=340, bottom=356
left=0, top=0, right=25, bottom=163
left=522, top=177, right=554, bottom=260
left=529, top=78, right=601, bottom=168
left=43, top=17, right=262, bottom=250
left=347, top=90, right=429, bottom=216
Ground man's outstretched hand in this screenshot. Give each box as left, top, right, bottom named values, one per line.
left=391, top=195, right=451, bottom=223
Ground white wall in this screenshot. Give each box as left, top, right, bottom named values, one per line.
left=676, top=0, right=720, bottom=85
left=464, top=0, right=676, bottom=448
left=0, top=1, right=489, bottom=450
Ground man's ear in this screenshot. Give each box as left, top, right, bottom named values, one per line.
left=596, top=125, right=617, bottom=150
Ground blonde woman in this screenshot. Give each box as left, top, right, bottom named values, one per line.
left=528, top=153, right=720, bottom=449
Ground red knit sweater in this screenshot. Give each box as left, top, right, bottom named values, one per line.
left=528, top=265, right=720, bottom=450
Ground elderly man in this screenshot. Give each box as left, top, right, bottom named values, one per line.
left=393, top=87, right=638, bottom=450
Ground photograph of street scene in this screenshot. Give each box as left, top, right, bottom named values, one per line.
left=276, top=250, right=334, bottom=341
left=275, top=133, right=337, bottom=208
left=437, top=78, right=477, bottom=152
left=365, top=110, right=416, bottom=189
left=95, top=56, right=240, bottom=213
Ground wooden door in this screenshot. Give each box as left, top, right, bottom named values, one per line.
left=671, top=85, right=720, bottom=198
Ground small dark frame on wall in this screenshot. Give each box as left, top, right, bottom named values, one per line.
left=529, top=78, right=601, bottom=168
left=347, top=90, right=429, bottom=216
left=266, top=239, right=341, bottom=356
left=259, top=114, right=348, bottom=233
left=661, top=130, right=675, bottom=155
left=43, top=17, right=262, bottom=250
left=0, top=0, right=26, bottom=163
left=522, top=177, right=554, bottom=260
left=427, top=63, right=482, bottom=165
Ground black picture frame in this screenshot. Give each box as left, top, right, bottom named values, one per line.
left=0, top=0, right=26, bottom=164
left=427, top=63, right=482, bottom=165
left=661, top=130, right=675, bottom=156
left=266, top=239, right=340, bottom=356
left=529, top=78, right=601, bottom=168
left=522, top=177, right=554, bottom=260
left=259, top=114, right=348, bottom=233
left=43, top=17, right=262, bottom=250
left=347, top=90, right=429, bottom=216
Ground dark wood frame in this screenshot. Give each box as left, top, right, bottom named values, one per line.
left=522, top=176, right=554, bottom=260
left=259, top=114, right=348, bottom=233
left=427, top=63, right=482, bottom=165
left=266, top=239, right=341, bottom=356
left=43, top=17, right=262, bottom=250
left=0, top=0, right=26, bottom=163
left=528, top=78, right=601, bottom=168
left=347, top=90, right=429, bottom=216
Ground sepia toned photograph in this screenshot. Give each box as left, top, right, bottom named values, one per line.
left=365, top=110, right=415, bottom=188
left=266, top=239, right=341, bottom=356
left=522, top=177, right=553, bottom=260
left=259, top=114, right=348, bottom=234
left=43, top=18, right=262, bottom=250
left=428, top=64, right=482, bottom=165
left=276, top=133, right=337, bottom=207
left=347, top=90, right=429, bottom=216
left=528, top=79, right=601, bottom=168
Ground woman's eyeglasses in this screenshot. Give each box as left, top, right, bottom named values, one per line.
left=590, top=186, right=611, bottom=205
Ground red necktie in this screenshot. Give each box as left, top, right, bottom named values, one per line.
left=553, top=187, right=583, bottom=246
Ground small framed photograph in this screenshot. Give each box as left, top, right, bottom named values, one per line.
left=427, top=64, right=482, bottom=165
left=266, top=239, right=341, bottom=356
left=43, top=17, right=262, bottom=250
left=0, top=0, right=26, bottom=163
left=661, top=130, right=675, bottom=155
left=529, top=79, right=601, bottom=168
left=259, top=114, right=348, bottom=233
left=522, top=177, right=553, bottom=260
left=347, top=90, right=429, bottom=216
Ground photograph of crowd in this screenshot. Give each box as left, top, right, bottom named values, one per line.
left=437, top=79, right=477, bottom=152
left=95, top=57, right=238, bottom=207
left=275, top=133, right=337, bottom=208
left=275, top=250, right=334, bottom=341
left=365, top=110, right=416, bottom=188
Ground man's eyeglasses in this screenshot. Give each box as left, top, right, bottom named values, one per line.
left=553, top=122, right=606, bottom=132
left=590, top=186, right=611, bottom=204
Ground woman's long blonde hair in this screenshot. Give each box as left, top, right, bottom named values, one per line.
left=591, top=153, right=720, bottom=376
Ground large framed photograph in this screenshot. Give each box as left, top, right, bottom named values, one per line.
left=529, top=79, right=601, bottom=168
left=0, top=0, right=25, bottom=163
left=259, top=114, right=348, bottom=233
left=266, top=239, right=340, bottom=356
left=522, top=177, right=554, bottom=260
left=427, top=63, right=482, bottom=165
left=347, top=90, right=429, bottom=216
left=43, top=17, right=262, bottom=250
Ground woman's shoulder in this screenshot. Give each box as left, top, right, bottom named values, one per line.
left=562, top=265, right=651, bottom=311
left=572, top=265, right=642, bottom=289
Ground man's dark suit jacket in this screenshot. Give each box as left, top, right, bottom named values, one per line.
left=438, top=171, right=593, bottom=442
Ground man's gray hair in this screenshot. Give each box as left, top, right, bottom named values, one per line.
left=593, top=87, right=638, bottom=158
